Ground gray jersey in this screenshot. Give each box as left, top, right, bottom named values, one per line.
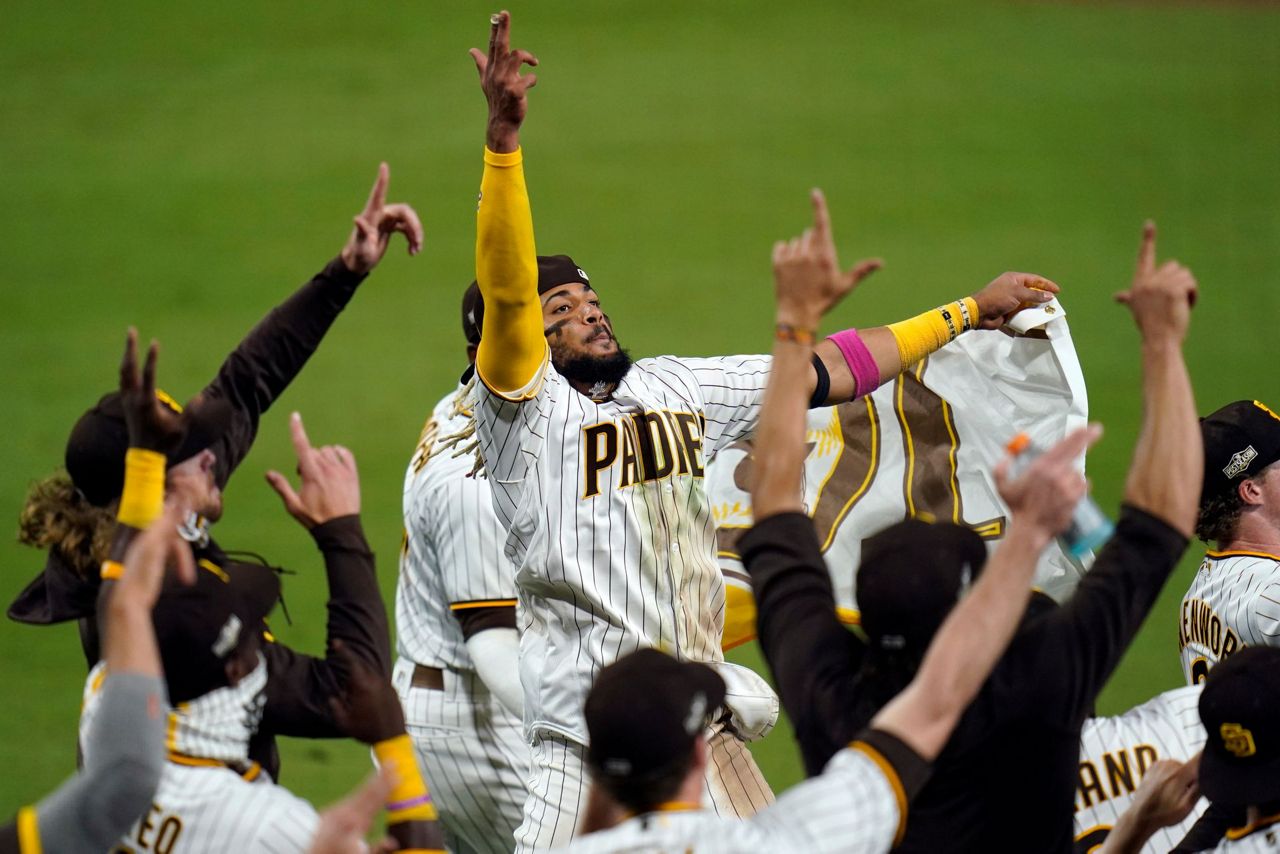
left=1074, top=686, right=1206, bottom=854
left=472, top=352, right=770, bottom=742
left=1180, top=550, right=1280, bottom=684
left=557, top=744, right=902, bottom=854
left=396, top=380, right=519, bottom=671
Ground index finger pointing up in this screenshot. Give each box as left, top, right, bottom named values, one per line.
left=810, top=188, right=831, bottom=242
left=362, top=162, right=389, bottom=217
left=1137, top=220, right=1157, bottom=275
left=490, top=10, right=509, bottom=62
left=289, top=411, right=313, bottom=458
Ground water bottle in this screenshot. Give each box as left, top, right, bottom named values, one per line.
left=1006, top=433, right=1114, bottom=559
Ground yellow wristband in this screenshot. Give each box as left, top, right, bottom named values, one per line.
left=101, top=560, right=125, bottom=580
left=886, top=297, right=980, bottom=367
left=17, top=805, right=42, bottom=854
left=117, top=448, right=166, bottom=529
left=374, top=734, right=439, bottom=822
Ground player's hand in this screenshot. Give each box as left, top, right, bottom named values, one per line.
left=1114, top=221, right=1197, bottom=345
left=994, top=424, right=1102, bottom=541
left=113, top=502, right=198, bottom=611
left=771, top=189, right=882, bottom=331
left=326, top=640, right=405, bottom=745
left=1098, top=756, right=1201, bottom=853
left=118, top=328, right=191, bottom=454
left=469, top=10, right=539, bottom=153
left=339, top=163, right=424, bottom=276
left=265, top=413, right=361, bottom=529
left=970, top=272, right=1059, bottom=330
left=308, top=765, right=396, bottom=854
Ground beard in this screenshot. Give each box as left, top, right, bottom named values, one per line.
left=552, top=344, right=634, bottom=386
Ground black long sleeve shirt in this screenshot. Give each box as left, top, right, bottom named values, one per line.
left=742, top=504, right=1189, bottom=853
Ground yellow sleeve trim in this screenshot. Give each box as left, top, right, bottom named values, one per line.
left=16, top=805, right=41, bottom=854
left=484, top=147, right=523, bottom=168
left=449, top=599, right=518, bottom=611
left=850, top=740, right=909, bottom=846
left=474, top=343, right=550, bottom=403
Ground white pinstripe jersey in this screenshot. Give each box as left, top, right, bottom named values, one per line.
left=473, top=352, right=770, bottom=742
left=1073, top=686, right=1206, bottom=854
left=397, top=380, right=519, bottom=671
left=557, top=745, right=901, bottom=854
left=109, top=763, right=319, bottom=853
left=1179, top=550, right=1280, bottom=685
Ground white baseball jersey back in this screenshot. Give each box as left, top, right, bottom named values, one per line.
left=397, top=380, right=520, bottom=671
left=1179, top=550, right=1280, bottom=684
left=1204, top=821, right=1280, bottom=852
left=110, top=763, right=319, bottom=853
left=395, top=379, right=529, bottom=853
left=556, top=744, right=902, bottom=854
left=1074, top=686, right=1207, bottom=854
left=472, top=352, right=770, bottom=743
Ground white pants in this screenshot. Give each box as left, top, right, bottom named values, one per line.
left=394, top=657, right=530, bottom=854
left=513, top=723, right=774, bottom=852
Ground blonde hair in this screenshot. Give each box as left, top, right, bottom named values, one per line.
left=17, top=472, right=116, bottom=579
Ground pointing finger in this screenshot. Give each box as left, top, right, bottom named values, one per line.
left=142, top=339, right=160, bottom=401
left=120, top=327, right=140, bottom=392
left=362, top=163, right=389, bottom=217
left=1137, top=220, right=1156, bottom=275
left=810, top=188, right=831, bottom=242
left=491, top=10, right=509, bottom=62
left=289, top=411, right=313, bottom=459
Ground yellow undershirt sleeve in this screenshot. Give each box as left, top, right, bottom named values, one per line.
left=475, top=147, right=548, bottom=397
left=886, top=296, right=980, bottom=368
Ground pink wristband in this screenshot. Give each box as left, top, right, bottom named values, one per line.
left=828, top=328, right=881, bottom=398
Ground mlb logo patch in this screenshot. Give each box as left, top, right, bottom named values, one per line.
left=1224, top=446, right=1258, bottom=480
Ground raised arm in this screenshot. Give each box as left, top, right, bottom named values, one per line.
left=797, top=193, right=1058, bottom=405
left=469, top=11, right=546, bottom=396
left=205, top=165, right=422, bottom=483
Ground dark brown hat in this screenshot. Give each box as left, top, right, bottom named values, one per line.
left=857, top=518, right=989, bottom=654
left=1198, top=646, right=1280, bottom=807
left=461, top=255, right=591, bottom=345
left=1200, top=400, right=1280, bottom=506
left=151, top=558, right=281, bottom=704
left=585, top=648, right=725, bottom=783
left=64, top=391, right=228, bottom=507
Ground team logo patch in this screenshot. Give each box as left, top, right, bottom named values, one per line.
left=1221, top=722, right=1257, bottom=758
left=577, top=267, right=590, bottom=281
left=1224, top=446, right=1258, bottom=479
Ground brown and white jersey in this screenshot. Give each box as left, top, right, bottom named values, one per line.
left=1073, top=686, right=1206, bottom=854
left=396, top=380, right=519, bottom=671
left=557, top=744, right=903, bottom=854
left=472, top=351, right=770, bottom=742
left=1204, top=819, right=1280, bottom=852
left=1179, top=550, right=1280, bottom=684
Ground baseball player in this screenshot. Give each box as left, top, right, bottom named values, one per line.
left=1179, top=399, right=1280, bottom=684
left=1099, top=647, right=1280, bottom=853
left=392, top=283, right=529, bottom=853
left=10, top=165, right=422, bottom=778
left=1073, top=685, right=1207, bottom=854
left=465, top=11, right=1058, bottom=848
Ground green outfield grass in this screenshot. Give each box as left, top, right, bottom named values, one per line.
left=2, top=0, right=1277, bottom=817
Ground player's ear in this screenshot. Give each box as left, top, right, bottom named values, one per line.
left=1240, top=477, right=1266, bottom=506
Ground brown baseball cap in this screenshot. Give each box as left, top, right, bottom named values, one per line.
left=1200, top=400, right=1280, bottom=506
left=64, top=390, right=229, bottom=507
left=1198, top=646, right=1280, bottom=807
left=461, top=255, right=592, bottom=345
left=585, top=648, right=725, bottom=783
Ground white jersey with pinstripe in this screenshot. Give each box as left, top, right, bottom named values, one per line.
left=555, top=743, right=904, bottom=854
left=1073, top=686, right=1206, bottom=854
left=108, top=762, right=318, bottom=853
left=472, top=351, right=772, bottom=744
left=1204, top=822, right=1280, bottom=852
left=394, top=380, right=528, bottom=854
left=80, top=659, right=318, bottom=852
left=1179, top=550, right=1280, bottom=685
left=397, top=380, right=519, bottom=671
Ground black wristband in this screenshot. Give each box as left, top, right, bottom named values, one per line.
left=809, top=354, right=831, bottom=409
